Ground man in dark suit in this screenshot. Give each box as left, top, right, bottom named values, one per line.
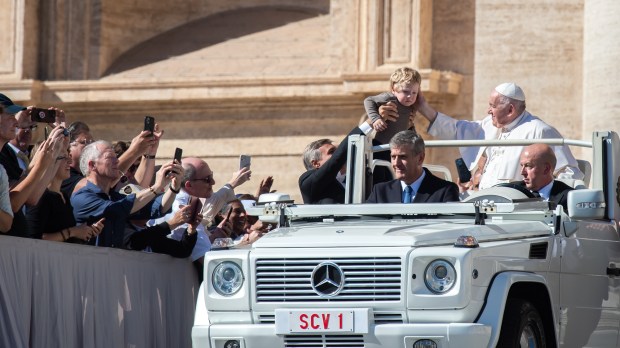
left=299, top=121, right=373, bottom=204
left=366, top=130, right=459, bottom=203
left=515, top=143, right=573, bottom=210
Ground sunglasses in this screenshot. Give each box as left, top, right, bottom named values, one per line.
left=16, top=124, right=38, bottom=132
left=70, top=139, right=94, bottom=146
left=191, top=174, right=214, bottom=183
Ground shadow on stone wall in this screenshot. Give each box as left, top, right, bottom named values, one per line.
left=104, top=6, right=325, bottom=76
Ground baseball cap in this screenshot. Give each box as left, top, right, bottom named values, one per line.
left=494, top=83, right=525, bottom=102
left=0, top=93, right=26, bottom=114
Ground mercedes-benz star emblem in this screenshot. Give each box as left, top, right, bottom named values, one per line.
left=311, top=262, right=345, bottom=297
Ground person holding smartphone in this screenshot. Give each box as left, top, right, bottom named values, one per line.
left=71, top=140, right=183, bottom=248
left=147, top=156, right=248, bottom=281
left=119, top=183, right=200, bottom=258
left=0, top=99, right=66, bottom=184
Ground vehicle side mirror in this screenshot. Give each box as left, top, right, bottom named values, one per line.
left=567, top=189, right=605, bottom=220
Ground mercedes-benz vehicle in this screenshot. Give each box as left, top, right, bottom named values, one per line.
left=193, top=131, right=620, bottom=348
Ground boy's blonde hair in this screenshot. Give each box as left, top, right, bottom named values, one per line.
left=389, top=67, right=421, bottom=90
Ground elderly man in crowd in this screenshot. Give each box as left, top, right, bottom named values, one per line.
left=515, top=144, right=573, bottom=211
left=0, top=107, right=37, bottom=182
left=150, top=157, right=221, bottom=264
left=71, top=140, right=182, bottom=247
left=0, top=94, right=68, bottom=236
left=382, top=83, right=583, bottom=190
left=366, top=130, right=459, bottom=203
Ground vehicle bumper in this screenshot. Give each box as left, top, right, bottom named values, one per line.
left=192, top=323, right=492, bottom=348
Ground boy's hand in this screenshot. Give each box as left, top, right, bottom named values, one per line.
left=378, top=102, right=399, bottom=123
left=372, top=119, right=388, bottom=132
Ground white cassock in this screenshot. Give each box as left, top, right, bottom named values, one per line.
left=427, top=111, right=583, bottom=189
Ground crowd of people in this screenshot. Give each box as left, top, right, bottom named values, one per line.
left=0, top=93, right=275, bottom=280
left=0, top=72, right=583, bottom=275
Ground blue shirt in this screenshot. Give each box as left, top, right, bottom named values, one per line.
left=71, top=181, right=167, bottom=248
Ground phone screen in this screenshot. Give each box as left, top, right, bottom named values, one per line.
left=239, top=155, right=251, bottom=169
left=144, top=116, right=155, bottom=133
left=174, top=148, right=183, bottom=163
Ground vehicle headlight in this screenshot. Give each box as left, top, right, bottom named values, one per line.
left=212, top=261, right=244, bottom=296
left=424, top=259, right=456, bottom=294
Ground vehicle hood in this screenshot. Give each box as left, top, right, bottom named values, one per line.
left=252, top=219, right=551, bottom=248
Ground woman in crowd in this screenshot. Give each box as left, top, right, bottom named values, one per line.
left=26, top=146, right=104, bottom=242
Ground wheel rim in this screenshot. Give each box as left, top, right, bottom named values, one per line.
left=519, top=323, right=539, bottom=347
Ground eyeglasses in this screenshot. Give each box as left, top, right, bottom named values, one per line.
left=16, top=124, right=38, bottom=132
left=119, top=171, right=128, bottom=184
left=70, top=139, right=94, bottom=146
left=191, top=174, right=214, bottom=183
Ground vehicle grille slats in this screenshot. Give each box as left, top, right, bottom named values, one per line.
left=256, top=257, right=402, bottom=302
left=284, top=335, right=364, bottom=348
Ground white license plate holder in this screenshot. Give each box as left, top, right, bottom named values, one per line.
left=274, top=308, right=369, bottom=334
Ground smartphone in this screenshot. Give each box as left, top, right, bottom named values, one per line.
left=173, top=147, right=183, bottom=163
left=143, top=116, right=155, bottom=134
left=166, top=147, right=183, bottom=176
left=44, top=126, right=49, bottom=140
left=188, top=196, right=202, bottom=222
left=239, top=154, right=251, bottom=169
left=455, top=157, right=472, bottom=183
left=31, top=108, right=56, bottom=123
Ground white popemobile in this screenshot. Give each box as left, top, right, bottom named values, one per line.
left=193, top=131, right=620, bottom=348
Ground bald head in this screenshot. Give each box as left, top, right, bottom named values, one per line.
left=519, top=144, right=556, bottom=191
left=181, top=157, right=215, bottom=198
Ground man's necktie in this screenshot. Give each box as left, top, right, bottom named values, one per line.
left=403, top=185, right=413, bottom=203
left=16, top=151, right=30, bottom=169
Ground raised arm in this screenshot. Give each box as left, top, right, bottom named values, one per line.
left=10, top=126, right=67, bottom=211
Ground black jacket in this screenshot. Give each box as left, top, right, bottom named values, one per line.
left=513, top=180, right=573, bottom=211
left=298, top=127, right=364, bottom=204
left=366, top=168, right=460, bottom=203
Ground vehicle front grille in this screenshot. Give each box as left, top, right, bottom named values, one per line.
left=255, top=257, right=402, bottom=302
left=284, top=334, right=364, bottom=348
left=372, top=312, right=403, bottom=324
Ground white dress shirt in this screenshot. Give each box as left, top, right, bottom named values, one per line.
left=399, top=170, right=426, bottom=202
left=149, top=190, right=211, bottom=262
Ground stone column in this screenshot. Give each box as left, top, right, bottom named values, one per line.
left=356, top=0, right=432, bottom=72
left=583, top=0, right=620, bottom=137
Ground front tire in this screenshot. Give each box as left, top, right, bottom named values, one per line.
left=497, top=298, right=546, bottom=348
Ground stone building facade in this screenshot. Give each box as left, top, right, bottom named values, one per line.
left=1, top=0, right=618, bottom=202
